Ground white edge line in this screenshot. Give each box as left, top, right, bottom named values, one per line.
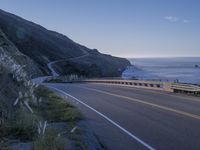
left=48, top=85, right=156, bottom=150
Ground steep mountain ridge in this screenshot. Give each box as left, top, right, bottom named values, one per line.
left=0, top=9, right=130, bottom=77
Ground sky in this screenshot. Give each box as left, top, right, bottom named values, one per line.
left=0, top=0, right=200, bottom=58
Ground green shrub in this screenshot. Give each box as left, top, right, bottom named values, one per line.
left=9, top=108, right=38, bottom=140
left=0, top=138, right=9, bottom=150
left=0, top=101, right=38, bottom=140
left=47, top=79, right=63, bottom=83
left=33, top=128, right=65, bottom=150
left=34, top=86, right=52, bottom=98
left=61, top=108, right=83, bottom=122
left=34, top=86, right=83, bottom=122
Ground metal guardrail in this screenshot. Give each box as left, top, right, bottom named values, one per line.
left=45, top=77, right=200, bottom=94
left=73, top=79, right=200, bottom=94
left=171, top=83, right=200, bottom=93
left=73, top=79, right=173, bottom=92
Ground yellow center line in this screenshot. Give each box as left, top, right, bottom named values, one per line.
left=78, top=85, right=200, bottom=121
left=92, top=83, right=200, bottom=103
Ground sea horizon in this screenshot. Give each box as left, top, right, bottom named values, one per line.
left=127, top=56, right=200, bottom=59
left=123, top=57, right=200, bottom=84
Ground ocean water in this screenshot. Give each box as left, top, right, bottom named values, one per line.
left=122, top=57, right=200, bottom=84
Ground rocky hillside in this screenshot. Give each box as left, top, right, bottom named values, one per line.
left=0, top=27, right=42, bottom=108
left=0, top=9, right=130, bottom=77
left=0, top=29, right=42, bottom=78
left=0, top=27, right=101, bottom=150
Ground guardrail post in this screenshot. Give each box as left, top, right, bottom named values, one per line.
left=163, top=83, right=174, bottom=92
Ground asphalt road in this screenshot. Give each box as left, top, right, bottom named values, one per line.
left=47, top=46, right=89, bottom=77
left=46, top=83, right=200, bottom=150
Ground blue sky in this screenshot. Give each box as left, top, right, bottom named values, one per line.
left=0, top=0, right=200, bottom=58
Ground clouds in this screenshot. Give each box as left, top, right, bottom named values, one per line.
left=164, top=16, right=178, bottom=22
left=164, top=16, right=190, bottom=23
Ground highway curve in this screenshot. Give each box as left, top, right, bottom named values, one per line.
left=45, top=82, right=200, bottom=150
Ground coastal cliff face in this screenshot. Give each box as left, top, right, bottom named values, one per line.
left=0, top=29, right=42, bottom=78
left=0, top=9, right=131, bottom=77
left=0, top=29, right=39, bottom=127
left=0, top=28, right=43, bottom=108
